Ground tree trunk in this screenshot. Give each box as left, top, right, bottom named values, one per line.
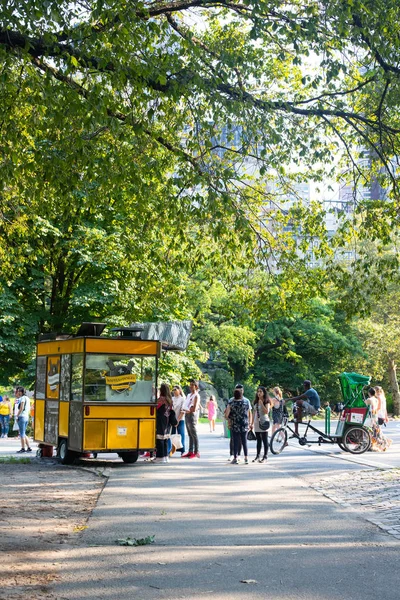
left=388, top=358, right=400, bottom=416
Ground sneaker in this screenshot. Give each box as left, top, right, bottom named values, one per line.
left=26, top=447, right=32, bottom=452
left=258, top=456, right=267, bottom=463
left=16, top=448, right=26, bottom=453
left=187, top=452, right=197, bottom=459
left=142, top=451, right=151, bottom=458
left=181, top=452, right=192, bottom=458
left=195, top=452, right=200, bottom=458
left=230, top=458, right=238, bottom=464
left=252, top=456, right=260, bottom=463
left=162, top=456, right=168, bottom=463
left=244, top=458, right=248, bottom=464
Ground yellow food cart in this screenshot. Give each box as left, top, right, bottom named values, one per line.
left=34, top=321, right=191, bottom=464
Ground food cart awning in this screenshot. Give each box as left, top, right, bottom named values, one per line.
left=130, top=320, right=192, bottom=351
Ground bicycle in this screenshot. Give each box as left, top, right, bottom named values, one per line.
left=270, top=413, right=371, bottom=455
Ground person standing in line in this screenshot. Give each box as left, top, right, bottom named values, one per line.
left=15, top=387, right=32, bottom=453
left=271, top=386, right=285, bottom=434
left=252, top=386, right=271, bottom=463
left=206, top=395, right=218, bottom=432
left=155, top=383, right=176, bottom=463
left=225, top=384, right=252, bottom=460
left=182, top=379, right=201, bottom=459
left=374, top=386, right=389, bottom=426
left=225, top=389, right=252, bottom=464
left=169, top=385, right=186, bottom=455
left=0, top=395, right=12, bottom=438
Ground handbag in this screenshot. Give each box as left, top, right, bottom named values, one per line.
left=170, top=433, right=183, bottom=450
left=13, top=418, right=19, bottom=432
left=247, top=429, right=256, bottom=441
left=259, top=420, right=270, bottom=431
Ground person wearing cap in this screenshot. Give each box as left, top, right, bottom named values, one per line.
left=288, top=380, right=320, bottom=435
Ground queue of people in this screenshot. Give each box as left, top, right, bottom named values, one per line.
left=0, top=386, right=33, bottom=453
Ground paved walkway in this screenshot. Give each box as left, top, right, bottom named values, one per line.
left=51, top=424, right=400, bottom=600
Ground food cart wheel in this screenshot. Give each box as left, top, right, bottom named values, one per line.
left=342, top=426, right=371, bottom=454
left=58, top=439, right=78, bottom=465
left=119, top=451, right=139, bottom=464
left=270, top=428, right=288, bottom=455
left=36, top=448, right=43, bottom=458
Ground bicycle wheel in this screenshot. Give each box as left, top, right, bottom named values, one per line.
left=270, top=428, right=288, bottom=455
left=342, top=426, right=371, bottom=454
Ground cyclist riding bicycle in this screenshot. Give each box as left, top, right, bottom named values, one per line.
left=286, top=380, right=321, bottom=435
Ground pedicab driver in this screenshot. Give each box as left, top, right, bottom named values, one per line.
left=288, top=380, right=320, bottom=435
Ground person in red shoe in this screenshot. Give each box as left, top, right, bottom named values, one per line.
left=182, top=380, right=201, bottom=458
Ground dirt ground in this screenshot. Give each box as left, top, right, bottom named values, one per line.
left=1, top=459, right=106, bottom=600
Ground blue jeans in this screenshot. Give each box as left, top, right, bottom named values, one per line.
left=167, top=420, right=185, bottom=454
left=0, top=415, right=10, bottom=436
left=18, top=417, right=28, bottom=438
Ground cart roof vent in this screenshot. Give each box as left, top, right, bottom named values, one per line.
left=75, top=322, right=106, bottom=337
left=110, top=325, right=144, bottom=339
left=130, top=320, right=192, bottom=351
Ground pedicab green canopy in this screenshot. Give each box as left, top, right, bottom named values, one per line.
left=339, top=372, right=371, bottom=408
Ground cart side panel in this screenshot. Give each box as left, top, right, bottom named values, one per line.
left=44, top=400, right=59, bottom=446
left=35, top=399, right=45, bottom=442
left=59, top=401, right=69, bottom=437
left=85, top=339, right=159, bottom=356
left=69, top=401, right=83, bottom=451
left=105, top=419, right=139, bottom=450
left=84, top=419, right=107, bottom=450
left=139, top=419, right=156, bottom=448
left=87, top=405, right=154, bottom=419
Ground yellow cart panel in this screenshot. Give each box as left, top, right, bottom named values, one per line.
left=34, top=400, right=45, bottom=442
left=59, top=402, right=69, bottom=437
left=139, top=419, right=156, bottom=448
left=106, top=419, right=139, bottom=449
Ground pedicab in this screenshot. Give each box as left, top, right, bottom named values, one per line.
left=270, top=372, right=372, bottom=455
left=34, top=321, right=191, bottom=464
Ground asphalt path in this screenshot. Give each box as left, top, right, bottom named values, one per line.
left=50, top=421, right=400, bottom=600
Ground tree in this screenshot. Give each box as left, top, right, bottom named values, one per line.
left=2, top=1, right=400, bottom=382
left=355, top=287, right=400, bottom=415
left=252, top=297, right=364, bottom=402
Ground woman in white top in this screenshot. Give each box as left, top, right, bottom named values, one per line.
left=374, top=386, right=389, bottom=426
left=169, top=385, right=186, bottom=455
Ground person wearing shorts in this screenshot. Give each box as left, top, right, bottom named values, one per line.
left=15, top=386, right=32, bottom=453
left=287, top=380, right=320, bottom=435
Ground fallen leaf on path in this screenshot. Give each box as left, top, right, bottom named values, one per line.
left=241, top=579, right=258, bottom=584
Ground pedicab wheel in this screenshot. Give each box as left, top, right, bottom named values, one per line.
left=36, top=448, right=43, bottom=458
left=337, top=442, right=349, bottom=452
left=119, top=450, right=139, bottom=464
left=342, top=426, right=371, bottom=454
left=270, top=428, right=288, bottom=455
left=58, top=438, right=78, bottom=465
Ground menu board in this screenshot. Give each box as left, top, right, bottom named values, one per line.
left=46, top=356, right=60, bottom=399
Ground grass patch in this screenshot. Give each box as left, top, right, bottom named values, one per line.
left=0, top=456, right=32, bottom=464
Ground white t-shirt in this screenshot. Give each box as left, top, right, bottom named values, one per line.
left=183, top=392, right=200, bottom=414
left=19, top=395, right=31, bottom=419
left=173, top=395, right=185, bottom=421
